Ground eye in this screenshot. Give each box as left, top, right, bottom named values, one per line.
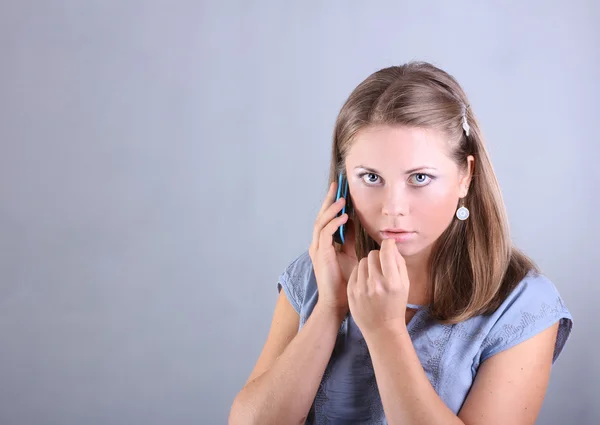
left=409, top=173, right=433, bottom=186
left=360, top=172, right=381, bottom=185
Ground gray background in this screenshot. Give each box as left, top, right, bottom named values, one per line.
left=1, top=1, right=598, bottom=424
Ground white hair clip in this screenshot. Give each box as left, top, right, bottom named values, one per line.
left=462, top=107, right=470, bottom=137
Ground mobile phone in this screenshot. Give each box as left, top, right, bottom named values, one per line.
left=333, top=172, right=350, bottom=244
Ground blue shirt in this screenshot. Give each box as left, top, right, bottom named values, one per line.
left=277, top=250, right=573, bottom=425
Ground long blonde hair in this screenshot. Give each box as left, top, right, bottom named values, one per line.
left=329, top=62, right=538, bottom=323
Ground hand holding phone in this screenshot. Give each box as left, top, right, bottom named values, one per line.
left=308, top=177, right=356, bottom=316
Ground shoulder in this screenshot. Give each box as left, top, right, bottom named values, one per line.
left=276, top=250, right=315, bottom=315
left=478, top=270, right=573, bottom=364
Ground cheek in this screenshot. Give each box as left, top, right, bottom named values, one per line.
left=349, top=187, right=380, bottom=215
left=348, top=187, right=381, bottom=229
left=413, top=186, right=459, bottom=228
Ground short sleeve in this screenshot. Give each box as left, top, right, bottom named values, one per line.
left=276, top=250, right=312, bottom=315
left=479, top=272, right=573, bottom=365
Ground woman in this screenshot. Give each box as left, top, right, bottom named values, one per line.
left=229, top=61, right=573, bottom=425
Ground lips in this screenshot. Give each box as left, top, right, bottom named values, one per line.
left=380, top=229, right=416, bottom=242
left=382, top=228, right=411, bottom=233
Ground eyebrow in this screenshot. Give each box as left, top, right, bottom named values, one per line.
left=354, top=165, right=438, bottom=175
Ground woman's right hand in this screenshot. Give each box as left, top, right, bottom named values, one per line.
left=308, top=181, right=358, bottom=318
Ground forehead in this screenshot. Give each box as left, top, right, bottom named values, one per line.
left=346, top=125, right=453, bottom=169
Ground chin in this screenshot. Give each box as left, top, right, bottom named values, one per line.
left=393, top=242, right=422, bottom=258
left=399, top=240, right=436, bottom=262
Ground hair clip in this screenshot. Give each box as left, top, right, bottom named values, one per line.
left=462, top=106, right=470, bottom=137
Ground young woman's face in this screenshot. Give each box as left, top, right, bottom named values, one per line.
left=345, top=125, right=473, bottom=259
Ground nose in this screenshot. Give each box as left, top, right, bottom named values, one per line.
left=381, top=184, right=408, bottom=217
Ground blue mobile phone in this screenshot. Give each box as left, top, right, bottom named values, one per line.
left=333, top=172, right=350, bottom=245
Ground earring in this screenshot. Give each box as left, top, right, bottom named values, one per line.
left=456, top=203, right=470, bottom=220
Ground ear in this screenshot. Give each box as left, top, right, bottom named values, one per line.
left=459, top=155, right=475, bottom=198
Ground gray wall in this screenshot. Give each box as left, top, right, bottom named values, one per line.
left=1, top=1, right=597, bottom=424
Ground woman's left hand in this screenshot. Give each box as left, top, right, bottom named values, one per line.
left=347, top=238, right=410, bottom=336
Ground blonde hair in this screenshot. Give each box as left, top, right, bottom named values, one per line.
left=329, top=61, right=538, bottom=323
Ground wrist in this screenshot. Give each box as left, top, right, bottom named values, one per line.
left=363, top=319, right=408, bottom=342
left=314, top=302, right=348, bottom=323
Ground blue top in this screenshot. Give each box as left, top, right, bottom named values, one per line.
left=277, top=250, right=573, bottom=425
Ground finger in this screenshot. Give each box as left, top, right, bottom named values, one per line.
left=316, top=181, right=345, bottom=224
left=380, top=239, right=400, bottom=282
left=394, top=244, right=409, bottom=281
left=347, top=263, right=358, bottom=295
left=317, top=181, right=337, bottom=218
left=367, top=249, right=383, bottom=280
left=312, top=197, right=346, bottom=249
left=340, top=218, right=356, bottom=257
left=318, top=213, right=348, bottom=248
left=313, top=182, right=337, bottom=245
left=357, top=257, right=369, bottom=292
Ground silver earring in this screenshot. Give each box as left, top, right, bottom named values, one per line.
left=456, top=205, right=470, bottom=220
